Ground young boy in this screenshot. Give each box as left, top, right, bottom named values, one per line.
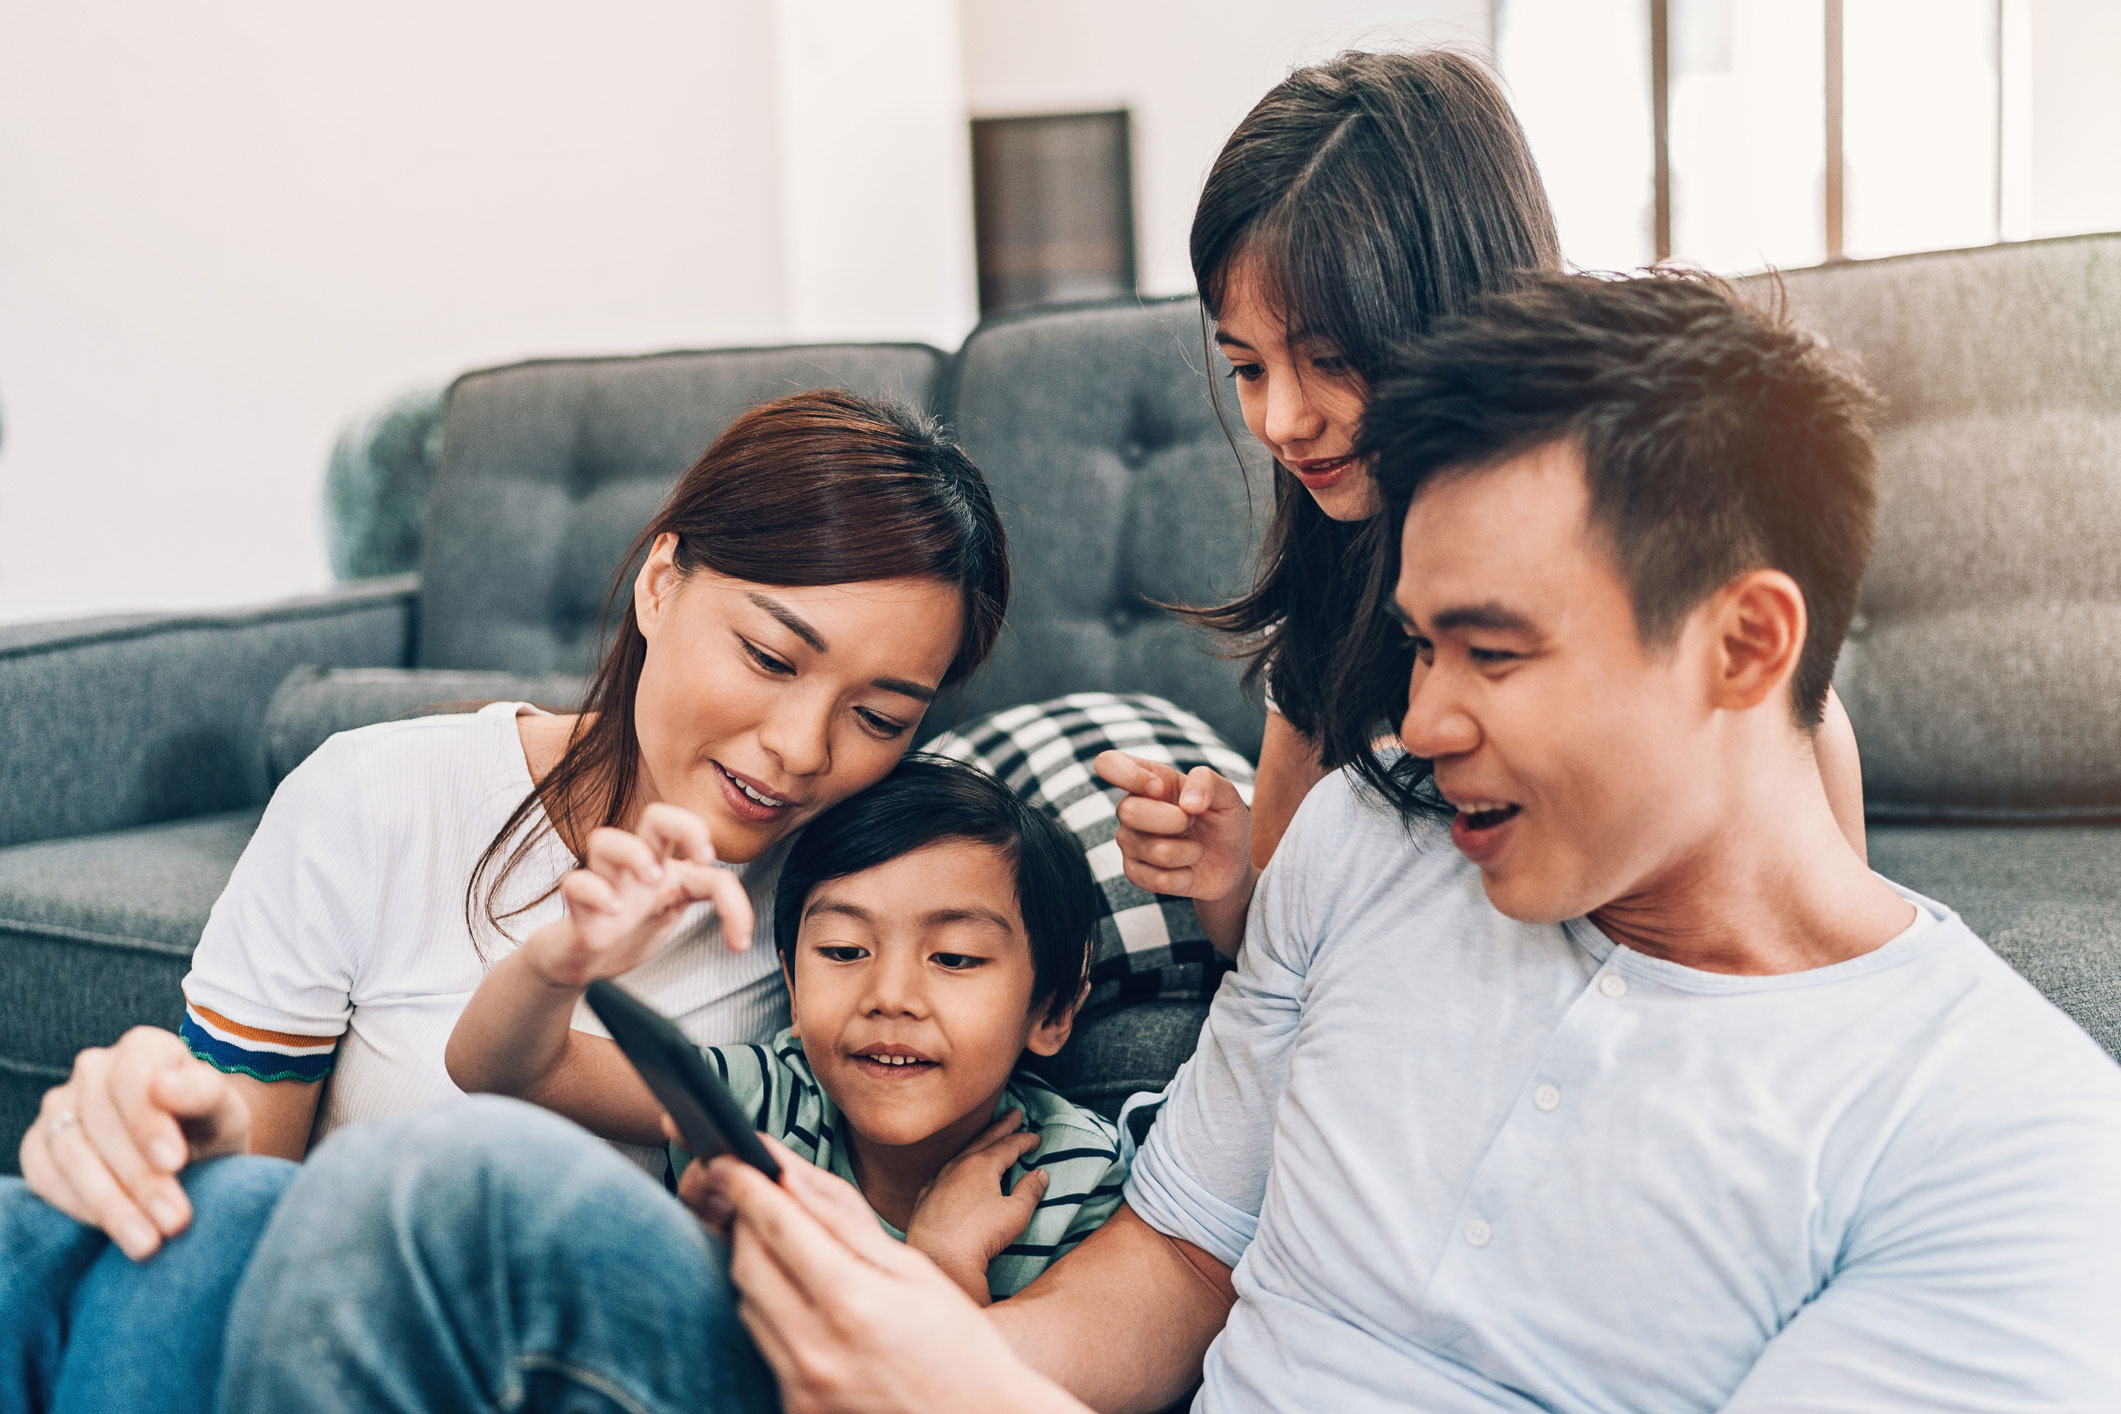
left=447, top=756, right=1124, bottom=1304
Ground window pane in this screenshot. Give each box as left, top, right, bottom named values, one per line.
left=1668, top=0, right=1827, bottom=274
left=1843, top=0, right=1998, bottom=258
left=1496, top=0, right=1657, bottom=271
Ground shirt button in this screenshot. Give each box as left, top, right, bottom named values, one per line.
left=1534, top=1084, right=1561, bottom=1111
left=1599, top=973, right=1629, bottom=998
left=1465, top=1218, right=1492, bottom=1247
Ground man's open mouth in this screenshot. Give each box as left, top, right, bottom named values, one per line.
left=1449, top=799, right=1522, bottom=865
left=1457, top=802, right=1521, bottom=832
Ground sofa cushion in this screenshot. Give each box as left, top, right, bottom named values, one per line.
left=0, top=809, right=263, bottom=1173
left=925, top=693, right=1255, bottom=1018
left=934, top=297, right=1273, bottom=758
left=418, top=344, right=950, bottom=675
left=1869, top=820, right=2121, bottom=1060
left=263, top=666, right=588, bottom=787
left=0, top=580, right=414, bottom=851
left=1765, top=235, right=2121, bottom=819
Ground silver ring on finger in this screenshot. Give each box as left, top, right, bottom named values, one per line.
left=50, top=1108, right=80, bottom=1138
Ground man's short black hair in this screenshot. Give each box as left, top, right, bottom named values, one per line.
left=1359, top=271, right=1880, bottom=728
left=772, top=756, right=1095, bottom=1025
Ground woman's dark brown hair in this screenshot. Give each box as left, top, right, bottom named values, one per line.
left=1186, top=49, right=1562, bottom=813
left=468, top=388, right=1009, bottom=938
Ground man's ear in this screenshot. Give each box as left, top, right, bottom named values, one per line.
left=632, top=532, right=684, bottom=641
left=1024, top=977, right=1090, bottom=1059
left=1707, top=569, right=1807, bottom=715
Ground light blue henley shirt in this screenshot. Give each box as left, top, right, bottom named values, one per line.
left=1125, top=771, right=2121, bottom=1412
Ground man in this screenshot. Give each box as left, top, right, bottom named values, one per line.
left=217, top=274, right=2121, bottom=1411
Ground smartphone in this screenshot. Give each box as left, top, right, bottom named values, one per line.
left=583, top=979, right=782, bottom=1181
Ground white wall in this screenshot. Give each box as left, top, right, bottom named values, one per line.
left=0, top=0, right=978, bottom=626
left=2026, top=0, right=2121, bottom=239
left=772, top=0, right=979, bottom=346
left=959, top=0, right=1494, bottom=299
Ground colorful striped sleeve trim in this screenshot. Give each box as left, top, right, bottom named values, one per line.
left=181, top=1001, right=338, bottom=1084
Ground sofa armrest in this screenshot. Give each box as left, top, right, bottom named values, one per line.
left=0, top=577, right=417, bottom=848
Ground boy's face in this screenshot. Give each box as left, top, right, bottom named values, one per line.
left=786, top=840, right=1075, bottom=1150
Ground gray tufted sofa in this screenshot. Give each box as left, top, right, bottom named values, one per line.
left=4, top=234, right=2118, bottom=1172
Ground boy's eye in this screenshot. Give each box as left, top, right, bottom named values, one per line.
left=1469, top=647, right=1519, bottom=667
left=931, top=952, right=985, bottom=971
left=815, top=945, right=866, bottom=963
left=740, top=638, right=795, bottom=676
left=1408, top=635, right=1435, bottom=665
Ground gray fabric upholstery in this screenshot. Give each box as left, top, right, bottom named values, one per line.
left=262, top=666, right=588, bottom=787
left=931, top=298, right=1273, bottom=757
left=0, top=579, right=415, bottom=850
left=1765, top=235, right=2121, bottom=818
left=0, top=809, right=265, bottom=1162
left=1870, top=821, right=2121, bottom=1058
left=417, top=345, right=950, bottom=674
left=1030, top=1000, right=1213, bottom=1123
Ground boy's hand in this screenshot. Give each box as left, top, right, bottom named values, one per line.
left=1093, top=751, right=1255, bottom=905
left=902, top=1110, right=1049, bottom=1306
left=522, top=802, right=755, bottom=989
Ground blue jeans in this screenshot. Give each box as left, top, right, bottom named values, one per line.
left=217, top=1096, right=779, bottom=1413
left=0, top=1154, right=297, bottom=1414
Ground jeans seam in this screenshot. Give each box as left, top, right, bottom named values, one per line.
left=512, top=1352, right=665, bottom=1414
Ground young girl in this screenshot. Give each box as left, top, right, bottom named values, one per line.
left=4, top=389, right=1009, bottom=1411
left=1096, top=50, right=1868, bottom=953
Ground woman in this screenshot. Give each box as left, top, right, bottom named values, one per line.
left=1, top=388, right=1008, bottom=1411
left=1096, top=50, right=1868, bottom=952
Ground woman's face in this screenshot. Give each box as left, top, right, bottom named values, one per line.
left=631, top=535, right=965, bottom=863
left=1213, top=252, right=1381, bottom=522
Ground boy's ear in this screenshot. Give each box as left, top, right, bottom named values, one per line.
left=1024, top=978, right=1091, bottom=1059
left=780, top=955, right=801, bottom=1040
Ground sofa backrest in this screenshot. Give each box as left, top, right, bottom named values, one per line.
left=418, top=345, right=950, bottom=672
left=926, top=297, right=1273, bottom=757
left=1762, top=234, right=2121, bottom=820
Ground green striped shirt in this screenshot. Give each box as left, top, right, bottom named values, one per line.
left=674, top=1029, right=1127, bottom=1300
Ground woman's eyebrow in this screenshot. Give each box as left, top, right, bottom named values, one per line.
left=746, top=590, right=939, bottom=702
left=1212, top=330, right=1257, bottom=352
left=747, top=592, right=827, bottom=652
left=873, top=676, right=936, bottom=704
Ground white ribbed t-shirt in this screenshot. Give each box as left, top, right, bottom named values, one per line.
left=181, top=701, right=790, bottom=1151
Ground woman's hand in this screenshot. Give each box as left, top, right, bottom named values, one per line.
left=17, top=1026, right=252, bottom=1261
left=902, top=1110, right=1048, bottom=1306
left=680, top=1137, right=1087, bottom=1414
left=1094, top=751, right=1256, bottom=958
left=523, top=802, right=756, bottom=988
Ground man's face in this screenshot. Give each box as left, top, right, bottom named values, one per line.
left=1392, top=441, right=1717, bottom=923
left=787, top=840, right=1073, bottom=1152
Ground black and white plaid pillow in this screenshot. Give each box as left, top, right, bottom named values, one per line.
left=924, top=693, right=1257, bottom=1016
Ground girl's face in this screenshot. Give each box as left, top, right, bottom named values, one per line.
left=1213, top=252, right=1381, bottom=522
left=630, top=534, right=965, bottom=863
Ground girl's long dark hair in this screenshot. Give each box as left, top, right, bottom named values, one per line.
left=468, top=389, right=1009, bottom=940
left=1186, top=49, right=1561, bottom=814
